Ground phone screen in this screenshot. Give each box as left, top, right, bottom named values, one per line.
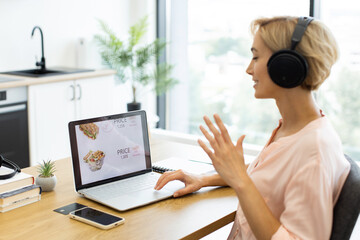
left=73, top=207, right=123, bottom=226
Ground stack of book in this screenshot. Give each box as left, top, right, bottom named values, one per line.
left=0, top=166, right=41, bottom=213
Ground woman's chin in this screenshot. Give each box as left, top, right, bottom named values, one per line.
left=254, top=91, right=271, bottom=99
left=254, top=91, right=263, bottom=99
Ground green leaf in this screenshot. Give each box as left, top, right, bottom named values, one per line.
left=37, top=159, right=56, bottom=177
left=94, top=17, right=178, bottom=101
left=154, top=63, right=179, bottom=95
left=129, top=16, right=148, bottom=49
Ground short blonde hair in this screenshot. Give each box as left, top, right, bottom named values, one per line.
left=250, top=16, right=339, bottom=90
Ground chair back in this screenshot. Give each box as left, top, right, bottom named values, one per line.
left=330, top=154, right=360, bottom=240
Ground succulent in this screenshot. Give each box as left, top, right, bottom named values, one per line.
left=37, top=159, right=56, bottom=178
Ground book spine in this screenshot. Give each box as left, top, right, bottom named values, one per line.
left=0, top=185, right=42, bottom=206
left=0, top=185, right=41, bottom=199
left=0, top=175, right=35, bottom=194
left=0, top=195, right=41, bottom=213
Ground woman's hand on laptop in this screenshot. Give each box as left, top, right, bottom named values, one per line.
left=154, top=171, right=228, bottom=197
left=154, top=170, right=204, bottom=197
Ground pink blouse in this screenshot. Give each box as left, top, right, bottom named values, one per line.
left=227, top=116, right=350, bottom=240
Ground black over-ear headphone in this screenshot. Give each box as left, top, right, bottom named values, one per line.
left=267, top=16, right=314, bottom=88
left=0, top=154, right=21, bottom=180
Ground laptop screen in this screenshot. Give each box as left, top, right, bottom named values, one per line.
left=68, top=110, right=151, bottom=190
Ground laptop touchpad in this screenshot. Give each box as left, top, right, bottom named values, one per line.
left=104, top=189, right=172, bottom=211
left=131, top=188, right=171, bottom=200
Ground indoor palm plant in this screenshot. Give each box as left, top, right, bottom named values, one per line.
left=35, top=159, right=57, bottom=192
left=94, top=16, right=178, bottom=111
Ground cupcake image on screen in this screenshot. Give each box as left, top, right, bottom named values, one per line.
left=79, top=123, right=99, bottom=140
left=83, top=150, right=105, bottom=171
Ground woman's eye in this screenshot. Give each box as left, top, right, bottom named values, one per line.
left=252, top=57, right=258, bottom=61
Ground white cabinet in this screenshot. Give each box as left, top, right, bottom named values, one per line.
left=28, top=75, right=116, bottom=165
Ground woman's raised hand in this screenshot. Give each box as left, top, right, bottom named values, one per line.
left=198, top=114, right=247, bottom=189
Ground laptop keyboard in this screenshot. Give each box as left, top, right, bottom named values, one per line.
left=83, top=172, right=160, bottom=200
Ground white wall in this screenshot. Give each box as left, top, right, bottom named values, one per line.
left=0, top=0, right=157, bottom=116
left=0, top=0, right=129, bottom=70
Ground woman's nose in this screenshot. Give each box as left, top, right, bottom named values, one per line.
left=246, top=61, right=253, bottom=76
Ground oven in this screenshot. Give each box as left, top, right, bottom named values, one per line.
left=0, top=86, right=29, bottom=168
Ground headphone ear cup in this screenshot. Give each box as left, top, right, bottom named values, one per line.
left=267, top=50, right=308, bottom=88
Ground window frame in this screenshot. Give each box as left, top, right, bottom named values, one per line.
left=156, top=0, right=167, bottom=129
left=156, top=0, right=318, bottom=129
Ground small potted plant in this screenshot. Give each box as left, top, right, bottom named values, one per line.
left=35, top=159, right=57, bottom=192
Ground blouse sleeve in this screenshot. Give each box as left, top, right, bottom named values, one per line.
left=271, top=160, right=333, bottom=240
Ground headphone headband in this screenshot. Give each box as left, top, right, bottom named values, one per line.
left=0, top=155, right=21, bottom=180
left=290, top=16, right=314, bottom=50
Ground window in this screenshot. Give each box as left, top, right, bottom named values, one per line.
left=316, top=0, right=360, bottom=159
left=163, top=0, right=360, bottom=160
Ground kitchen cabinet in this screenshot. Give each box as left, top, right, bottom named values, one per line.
left=28, top=75, right=116, bottom=165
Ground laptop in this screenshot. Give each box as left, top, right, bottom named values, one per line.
left=68, top=110, right=183, bottom=211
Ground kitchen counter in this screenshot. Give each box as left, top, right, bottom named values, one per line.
left=0, top=69, right=116, bottom=89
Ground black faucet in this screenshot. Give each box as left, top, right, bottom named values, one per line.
left=31, top=26, right=46, bottom=71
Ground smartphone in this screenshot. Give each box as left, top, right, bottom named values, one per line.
left=69, top=207, right=125, bottom=230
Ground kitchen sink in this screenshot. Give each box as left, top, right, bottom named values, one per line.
left=1, top=67, right=94, bottom=78
left=1, top=27, right=96, bottom=78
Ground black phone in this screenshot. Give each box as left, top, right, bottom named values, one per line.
left=69, top=207, right=125, bottom=229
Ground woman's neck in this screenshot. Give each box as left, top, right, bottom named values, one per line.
left=275, top=88, right=322, bottom=135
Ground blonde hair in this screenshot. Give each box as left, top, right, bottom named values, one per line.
left=250, top=16, right=339, bottom=90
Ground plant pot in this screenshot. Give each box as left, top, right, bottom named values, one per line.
left=35, top=175, right=57, bottom=192
left=127, top=102, right=141, bottom=111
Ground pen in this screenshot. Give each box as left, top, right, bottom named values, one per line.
left=188, top=159, right=213, bottom=165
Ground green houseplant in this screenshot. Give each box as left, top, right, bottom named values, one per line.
left=94, top=16, right=178, bottom=111
left=35, top=160, right=57, bottom=192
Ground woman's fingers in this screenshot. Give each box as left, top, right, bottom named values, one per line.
left=200, top=115, right=238, bottom=162
left=154, top=170, right=183, bottom=190
left=154, top=170, right=202, bottom=198
left=174, top=186, right=196, bottom=197
left=236, top=135, right=246, bottom=153
left=213, top=114, right=232, bottom=144
left=199, top=125, right=219, bottom=152
left=198, top=139, right=216, bottom=160
left=203, top=116, right=225, bottom=147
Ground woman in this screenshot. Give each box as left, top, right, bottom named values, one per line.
left=155, top=16, right=350, bottom=239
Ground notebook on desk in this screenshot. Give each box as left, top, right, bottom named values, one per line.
left=68, top=110, right=183, bottom=211
left=152, top=157, right=216, bottom=174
